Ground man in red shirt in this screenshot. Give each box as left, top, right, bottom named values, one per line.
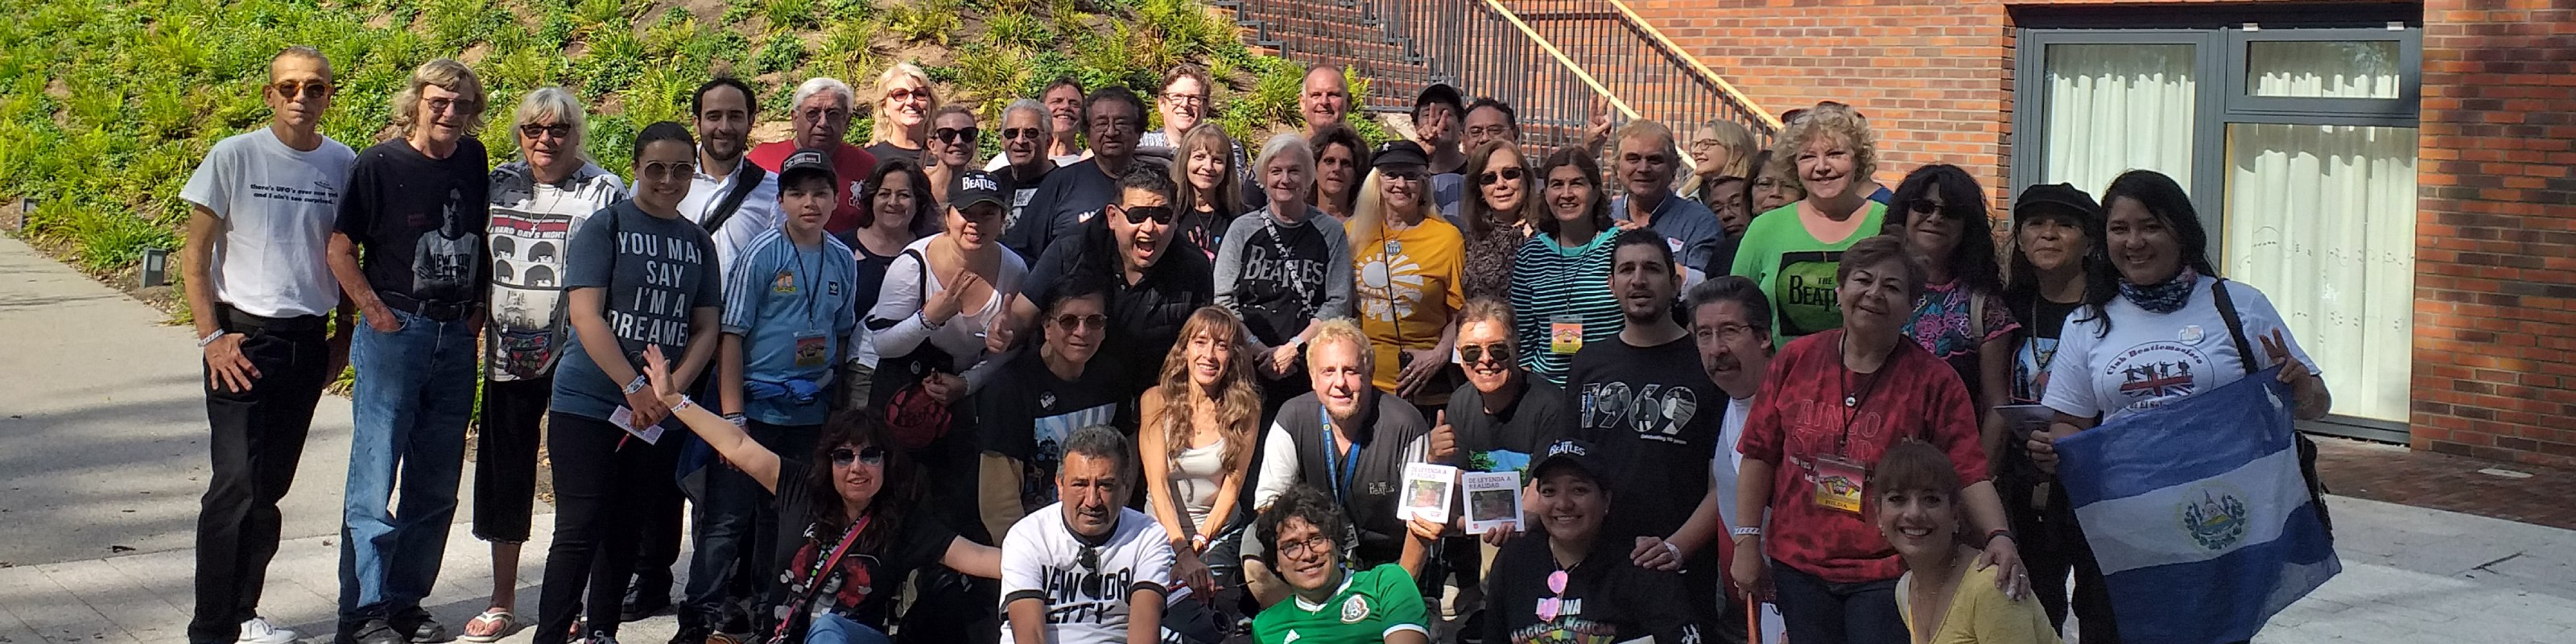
left=747, top=76, right=877, bottom=234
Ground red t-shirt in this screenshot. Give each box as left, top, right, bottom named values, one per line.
left=747, top=141, right=878, bottom=234
left=1737, top=329, right=1990, bottom=583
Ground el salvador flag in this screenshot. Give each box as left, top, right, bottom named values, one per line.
left=2056, top=366, right=2339, bottom=644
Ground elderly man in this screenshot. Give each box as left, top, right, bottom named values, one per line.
left=1607, top=119, right=1726, bottom=283
left=1298, top=64, right=1351, bottom=137
left=180, top=45, right=358, bottom=644
left=748, top=76, right=879, bottom=235
left=993, top=98, right=1059, bottom=231
left=1462, top=97, right=1520, bottom=151
left=1001, top=86, right=1149, bottom=262
left=325, top=58, right=493, bottom=644
left=1000, top=426, right=1220, bottom=644
left=991, top=76, right=1089, bottom=171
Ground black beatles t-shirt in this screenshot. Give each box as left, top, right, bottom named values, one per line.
left=1446, top=378, right=1573, bottom=475
left=334, top=138, right=492, bottom=304
left=1001, top=159, right=1121, bottom=262
left=1020, top=217, right=1216, bottom=393
left=770, top=459, right=960, bottom=634
left=1483, top=535, right=1703, bottom=644
left=1566, top=335, right=1724, bottom=543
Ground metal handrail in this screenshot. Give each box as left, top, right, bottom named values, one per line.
left=1482, top=0, right=1638, bottom=121
left=1598, top=0, right=1783, bottom=133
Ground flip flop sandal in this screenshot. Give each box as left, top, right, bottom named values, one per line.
left=459, top=609, right=515, bottom=643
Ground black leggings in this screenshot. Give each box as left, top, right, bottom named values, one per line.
left=535, top=412, right=679, bottom=644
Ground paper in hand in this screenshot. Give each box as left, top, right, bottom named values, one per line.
left=1398, top=463, right=1459, bottom=522
left=1462, top=470, right=1523, bottom=534
left=609, top=407, right=665, bottom=445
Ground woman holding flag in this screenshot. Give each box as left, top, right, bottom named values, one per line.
left=1732, top=235, right=2027, bottom=644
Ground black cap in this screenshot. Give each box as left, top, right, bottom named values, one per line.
left=1371, top=140, right=1430, bottom=169
left=1530, top=439, right=1609, bottom=491
left=1414, top=83, right=1464, bottom=115
left=2013, top=183, right=2102, bottom=224
left=949, top=169, right=1007, bottom=211
left=778, top=147, right=836, bottom=188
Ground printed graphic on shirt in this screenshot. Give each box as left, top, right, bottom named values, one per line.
left=413, top=188, right=482, bottom=295
left=2106, top=340, right=2213, bottom=411
left=1034, top=549, right=1143, bottom=626
left=2011, top=336, right=2060, bottom=404
left=1579, top=382, right=1702, bottom=444
left=246, top=180, right=343, bottom=206
left=784, top=537, right=886, bottom=623
left=487, top=208, right=580, bottom=378
left=1771, top=250, right=1845, bottom=337
left=1509, top=598, right=1619, bottom=644
left=609, top=227, right=711, bottom=347
left=1021, top=398, right=1119, bottom=511
left=1357, top=248, right=1431, bottom=323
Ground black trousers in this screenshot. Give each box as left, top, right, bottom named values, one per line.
left=683, top=420, right=818, bottom=629
left=188, top=311, right=330, bottom=644
left=2008, top=478, right=2120, bottom=643
left=472, top=377, right=551, bottom=543
left=535, top=413, right=680, bottom=644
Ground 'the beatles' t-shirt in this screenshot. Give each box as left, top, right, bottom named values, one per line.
left=549, top=201, right=724, bottom=423
left=333, top=138, right=492, bottom=305
left=484, top=162, right=626, bottom=381
left=1728, top=201, right=1889, bottom=346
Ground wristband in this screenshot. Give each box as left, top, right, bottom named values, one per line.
left=1190, top=534, right=1210, bottom=551
left=671, top=397, right=696, bottom=412
left=622, top=375, right=651, bottom=395
left=1982, top=528, right=2016, bottom=547
left=723, top=412, right=746, bottom=429
left=1660, top=540, right=1681, bottom=559
left=1730, top=526, right=1762, bottom=539
left=196, top=330, right=229, bottom=348
left=917, top=308, right=943, bottom=330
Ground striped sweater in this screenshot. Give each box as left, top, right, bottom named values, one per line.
left=1509, top=229, right=1625, bottom=385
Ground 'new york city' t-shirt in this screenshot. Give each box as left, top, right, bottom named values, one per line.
left=999, top=506, right=1177, bottom=644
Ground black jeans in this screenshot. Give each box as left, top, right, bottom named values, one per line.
left=535, top=413, right=680, bottom=644
left=1769, top=559, right=1904, bottom=644
left=683, top=420, right=818, bottom=629
left=472, top=377, right=551, bottom=543
left=188, top=311, right=330, bottom=644
left=2005, top=476, right=2120, bottom=643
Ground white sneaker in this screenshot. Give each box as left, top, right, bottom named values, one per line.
left=237, top=617, right=299, bottom=644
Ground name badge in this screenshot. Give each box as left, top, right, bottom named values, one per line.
left=1550, top=316, right=1583, bottom=354
left=794, top=331, right=829, bottom=369
left=1811, top=455, right=1868, bottom=514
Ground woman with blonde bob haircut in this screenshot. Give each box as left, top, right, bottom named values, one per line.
left=1728, top=105, right=1892, bottom=347
left=1679, top=118, right=1757, bottom=206
left=867, top=62, right=939, bottom=164
left=1137, top=305, right=1266, bottom=625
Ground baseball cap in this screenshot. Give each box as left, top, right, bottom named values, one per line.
left=949, top=169, right=1007, bottom=211
left=2013, top=183, right=2101, bottom=225
left=1529, top=439, right=1609, bottom=491
left=778, top=147, right=836, bottom=188
left=1414, top=83, right=1465, bottom=115
left=1371, top=140, right=1430, bottom=170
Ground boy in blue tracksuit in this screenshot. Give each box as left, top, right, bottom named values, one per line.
left=678, top=148, right=866, bottom=638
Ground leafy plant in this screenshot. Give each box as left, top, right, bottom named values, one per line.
left=753, top=34, right=807, bottom=75
left=887, top=0, right=960, bottom=46
left=763, top=0, right=820, bottom=31
left=983, top=10, right=1047, bottom=50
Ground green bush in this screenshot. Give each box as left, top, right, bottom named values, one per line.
left=752, top=34, right=806, bottom=74
left=762, top=0, right=820, bottom=31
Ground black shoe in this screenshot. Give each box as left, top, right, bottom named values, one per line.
left=666, top=625, right=712, bottom=644
left=620, top=584, right=671, bottom=622
left=351, top=620, right=405, bottom=644
left=583, top=631, right=621, bottom=644
left=393, top=609, right=452, bottom=643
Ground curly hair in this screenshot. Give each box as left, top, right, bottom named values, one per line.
left=857, top=158, right=937, bottom=236
left=1304, top=318, right=1372, bottom=372
left=389, top=58, right=485, bottom=137
left=1256, top=485, right=1350, bottom=568
left=1307, top=124, right=1370, bottom=213
left=1765, top=105, right=1878, bottom=198
left=803, top=410, right=915, bottom=555
left=1147, top=307, right=1262, bottom=473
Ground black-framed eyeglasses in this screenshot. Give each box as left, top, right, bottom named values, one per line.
left=1476, top=167, right=1525, bottom=186
left=1905, top=198, right=1955, bottom=219
left=1001, top=127, right=1042, bottom=140
left=518, top=122, right=572, bottom=139
left=830, top=445, right=888, bottom=467
left=1278, top=535, right=1335, bottom=558
left=935, top=126, right=980, bottom=144
left=1114, top=204, right=1174, bottom=225
left=1458, top=342, right=1513, bottom=365
left=1161, top=92, right=1208, bottom=106
left=271, top=80, right=332, bottom=99
left=1051, top=313, right=1108, bottom=330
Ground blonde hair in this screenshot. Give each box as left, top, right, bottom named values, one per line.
left=1347, top=168, right=1430, bottom=251
left=1148, top=307, right=1262, bottom=473
left=512, top=87, right=589, bottom=161
left=1305, top=318, right=1372, bottom=370
left=1766, top=106, right=1878, bottom=196
left=1678, top=119, right=1757, bottom=199
left=872, top=62, right=938, bottom=145
left=1458, top=297, right=1514, bottom=332
left=390, top=58, right=486, bottom=136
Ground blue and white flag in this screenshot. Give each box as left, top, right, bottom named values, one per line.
left=2057, top=366, right=2339, bottom=644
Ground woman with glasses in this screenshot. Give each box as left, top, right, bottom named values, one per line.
left=1680, top=119, right=1757, bottom=210
left=1349, top=141, right=1468, bottom=411
left=636, top=345, right=1001, bottom=644
left=1138, top=307, right=1266, bottom=630
left=464, top=87, right=626, bottom=642
left=1745, top=149, right=1802, bottom=223
left=1249, top=485, right=1431, bottom=644
left=1483, top=439, right=1702, bottom=644
left=865, top=63, right=938, bottom=167
left=1459, top=140, right=1534, bottom=302
left=1507, top=148, right=1621, bottom=386
left=923, top=105, right=980, bottom=210
left=1880, top=165, right=2019, bottom=451
left=1170, top=124, right=1244, bottom=262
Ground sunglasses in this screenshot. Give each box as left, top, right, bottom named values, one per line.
left=1001, top=126, right=1042, bottom=140
left=829, top=445, right=889, bottom=467
left=1905, top=198, right=1955, bottom=219
left=935, top=126, right=980, bottom=144
left=887, top=88, right=930, bottom=103
left=1381, top=170, right=1426, bottom=182
left=1077, top=545, right=1101, bottom=571
left=639, top=161, right=696, bottom=180
left=1476, top=167, right=1525, bottom=186
left=1458, top=342, right=1513, bottom=365
left=1116, top=204, right=1174, bottom=225
left=425, top=97, right=481, bottom=115
left=271, top=80, right=332, bottom=99
left=1051, top=313, right=1108, bottom=330
left=518, top=122, right=572, bottom=139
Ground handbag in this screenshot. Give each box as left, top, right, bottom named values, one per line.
left=2209, top=279, right=2333, bottom=535
left=871, top=249, right=956, bottom=450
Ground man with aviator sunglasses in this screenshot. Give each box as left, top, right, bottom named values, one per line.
left=1005, top=165, right=1215, bottom=394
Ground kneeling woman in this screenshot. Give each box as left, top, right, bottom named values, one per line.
left=1876, top=440, right=2059, bottom=643
left=1484, top=440, right=1703, bottom=644
left=640, top=345, right=1001, bottom=644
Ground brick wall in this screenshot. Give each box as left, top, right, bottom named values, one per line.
left=1628, top=0, right=2576, bottom=467
left=2410, top=0, right=2576, bottom=469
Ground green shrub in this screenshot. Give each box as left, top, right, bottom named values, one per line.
left=753, top=34, right=807, bottom=75
left=984, top=11, right=1047, bottom=50
left=888, top=0, right=959, bottom=46
left=763, top=0, right=820, bottom=31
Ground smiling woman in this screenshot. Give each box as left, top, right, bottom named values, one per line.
left=1728, top=105, right=1893, bottom=348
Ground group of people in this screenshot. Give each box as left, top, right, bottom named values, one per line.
left=181, top=43, right=2335, bottom=644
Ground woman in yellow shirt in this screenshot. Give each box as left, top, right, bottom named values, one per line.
left=1348, top=141, right=1466, bottom=410
left=1878, top=440, right=2063, bottom=644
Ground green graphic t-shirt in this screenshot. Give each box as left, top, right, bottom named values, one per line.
left=1253, top=564, right=1430, bottom=644
left=1728, top=201, right=1889, bottom=347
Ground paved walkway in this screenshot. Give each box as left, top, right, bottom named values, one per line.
left=2, top=233, right=2572, bottom=643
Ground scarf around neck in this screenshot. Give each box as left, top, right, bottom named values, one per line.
left=2119, top=266, right=2201, bottom=314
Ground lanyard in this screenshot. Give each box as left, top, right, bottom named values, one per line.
left=795, top=243, right=824, bottom=325
left=1835, top=334, right=1894, bottom=457
left=1319, top=406, right=1362, bottom=509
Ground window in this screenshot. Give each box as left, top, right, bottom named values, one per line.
left=2016, top=22, right=2421, bottom=438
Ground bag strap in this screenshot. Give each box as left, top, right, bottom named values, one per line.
left=702, top=163, right=769, bottom=234
left=2208, top=278, right=2260, bottom=377
left=769, top=514, right=873, bottom=642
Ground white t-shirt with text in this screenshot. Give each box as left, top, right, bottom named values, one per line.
left=2041, top=279, right=2318, bottom=424
left=999, top=505, right=1178, bottom=644
left=179, top=128, right=357, bottom=318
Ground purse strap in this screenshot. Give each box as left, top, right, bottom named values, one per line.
left=2207, top=279, right=2259, bottom=377
left=769, top=513, right=873, bottom=642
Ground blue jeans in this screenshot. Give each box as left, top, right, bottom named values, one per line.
left=808, top=613, right=892, bottom=644
left=336, top=308, right=479, bottom=628
left=1769, top=559, right=1905, bottom=644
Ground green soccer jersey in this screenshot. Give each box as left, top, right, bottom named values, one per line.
left=1252, top=564, right=1430, bottom=644
left=1728, top=200, right=1890, bottom=347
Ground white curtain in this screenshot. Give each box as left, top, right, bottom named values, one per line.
left=2041, top=43, right=2198, bottom=195
left=2247, top=41, right=2401, bottom=99
left=2222, top=123, right=2417, bottom=423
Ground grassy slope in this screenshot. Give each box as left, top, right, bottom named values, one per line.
left=0, top=0, right=1385, bottom=281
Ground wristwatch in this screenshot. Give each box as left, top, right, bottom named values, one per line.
left=622, top=375, right=650, bottom=395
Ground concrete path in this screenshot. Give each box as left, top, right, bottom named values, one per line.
left=2, top=233, right=2572, bottom=642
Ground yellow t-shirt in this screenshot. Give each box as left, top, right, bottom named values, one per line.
left=1348, top=216, right=1467, bottom=402
left=1896, top=561, right=2064, bottom=644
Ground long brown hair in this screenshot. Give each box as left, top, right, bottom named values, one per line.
left=1170, top=123, right=1242, bottom=219
left=1460, top=139, right=1536, bottom=240
left=1147, top=307, right=1262, bottom=473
